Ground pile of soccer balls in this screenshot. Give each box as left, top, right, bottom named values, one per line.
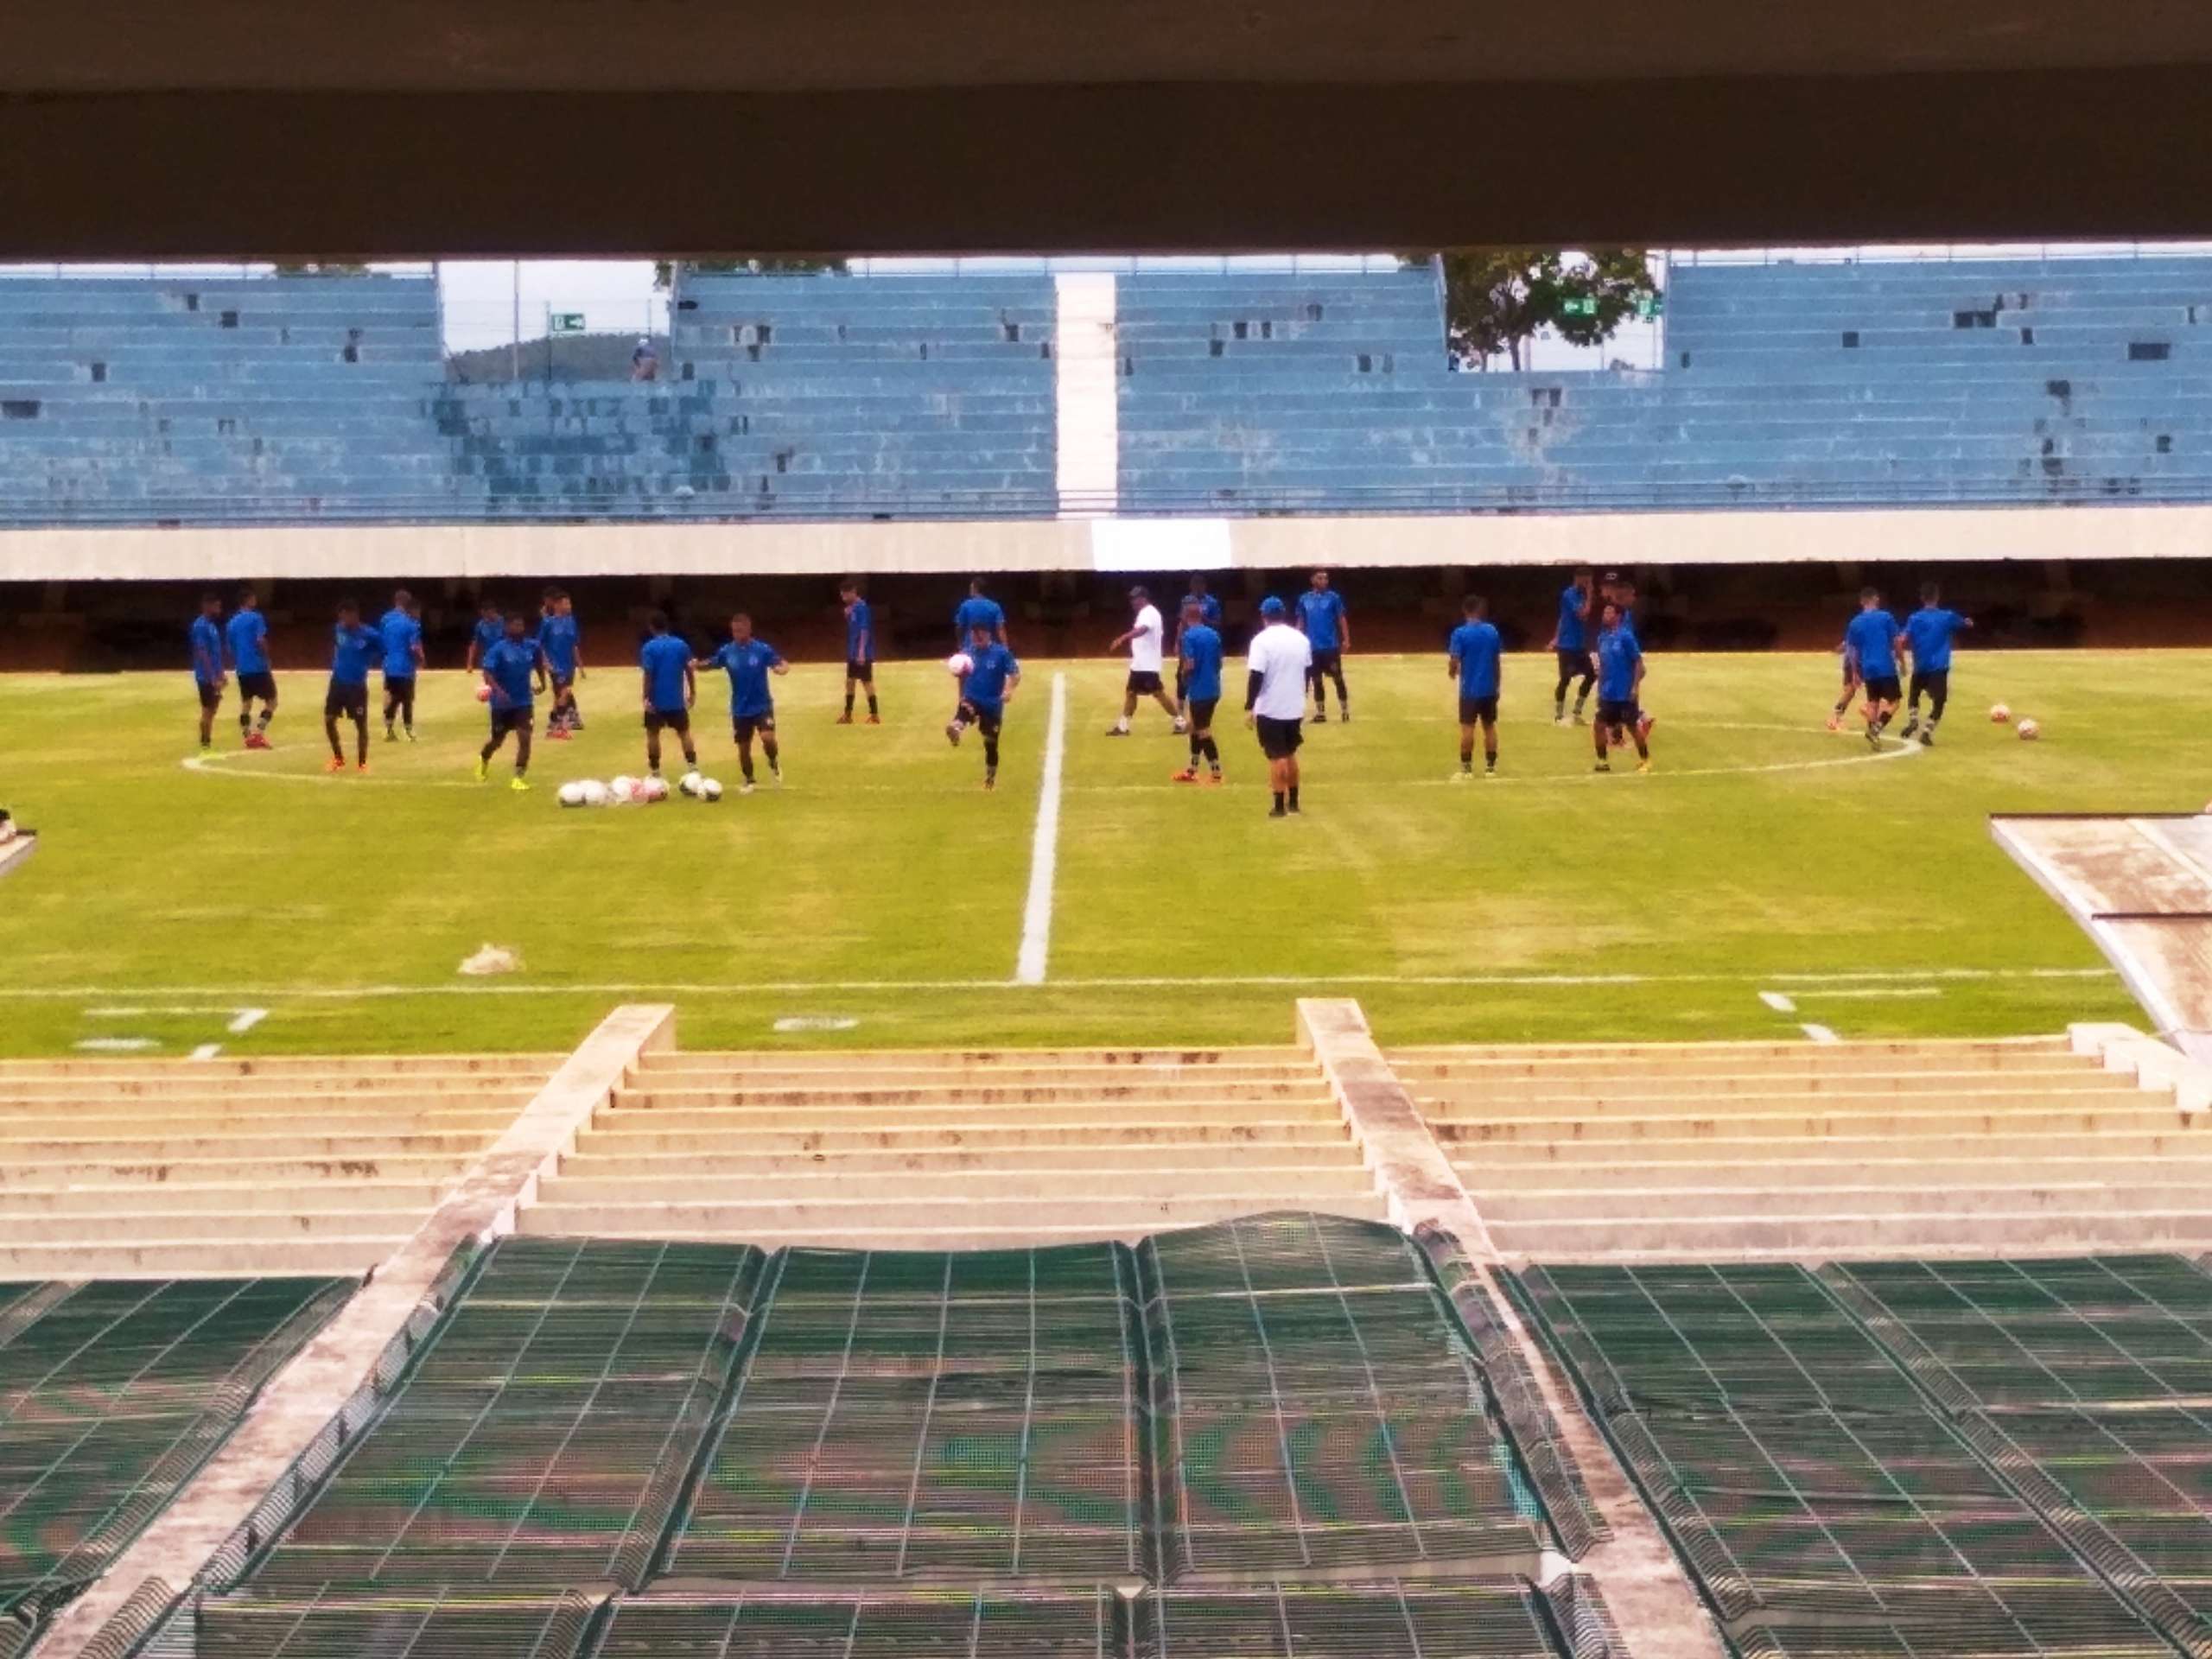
left=1989, top=703, right=2043, bottom=741
left=556, top=772, right=722, bottom=808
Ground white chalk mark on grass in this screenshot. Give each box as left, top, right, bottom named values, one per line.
left=1790, top=986, right=1942, bottom=1001
left=1801, top=1023, right=1840, bottom=1045
left=74, top=1038, right=159, bottom=1053
left=1758, top=991, right=1797, bottom=1014
left=773, top=1016, right=861, bottom=1033
left=1014, top=673, right=1068, bottom=988
left=227, top=1007, right=268, bottom=1035
left=188, top=1044, right=224, bottom=1062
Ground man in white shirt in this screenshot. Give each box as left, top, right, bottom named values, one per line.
left=1244, top=595, right=1313, bottom=817
left=1106, top=585, right=1187, bottom=736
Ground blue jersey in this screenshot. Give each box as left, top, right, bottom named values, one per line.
left=844, top=599, right=874, bottom=663
left=537, top=613, right=579, bottom=678
left=954, top=595, right=1004, bottom=645
left=481, top=638, right=540, bottom=709
left=1844, top=609, right=1903, bottom=680
left=709, top=638, right=784, bottom=717
left=1449, top=620, right=1503, bottom=699
left=640, top=634, right=693, bottom=712
left=329, top=623, right=380, bottom=687
left=1596, top=626, right=1642, bottom=702
left=963, top=642, right=1020, bottom=710
left=1296, top=588, right=1346, bottom=651
left=1177, top=594, right=1224, bottom=639
left=189, top=616, right=225, bottom=683
left=1179, top=623, right=1224, bottom=703
left=1904, top=607, right=1967, bottom=673
left=378, top=608, right=422, bottom=680
left=471, top=616, right=505, bottom=661
left=226, top=610, right=269, bottom=676
left=1556, top=584, right=1589, bottom=652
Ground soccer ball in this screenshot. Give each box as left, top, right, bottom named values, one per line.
left=700, top=779, right=723, bottom=802
left=607, top=775, right=639, bottom=804
left=2017, top=717, right=2042, bottom=741
left=946, top=652, right=973, bottom=677
left=475, top=684, right=493, bottom=703
left=678, top=770, right=704, bottom=798
left=556, top=781, right=588, bottom=808
left=580, top=779, right=610, bottom=807
left=1989, top=702, right=2011, bottom=723
left=639, top=776, right=671, bottom=804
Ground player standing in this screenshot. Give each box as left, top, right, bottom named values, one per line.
left=639, top=613, right=699, bottom=780
left=1592, top=601, right=1651, bottom=774
left=837, top=577, right=879, bottom=724
left=189, top=594, right=226, bottom=753
left=464, top=598, right=504, bottom=676
left=1172, top=597, right=1225, bottom=785
left=475, top=613, right=547, bottom=791
left=378, top=589, right=424, bottom=743
left=226, top=588, right=276, bottom=748
left=1107, top=586, right=1185, bottom=736
left=1548, top=569, right=1596, bottom=725
left=946, top=622, right=1020, bottom=791
left=1843, top=587, right=1906, bottom=749
left=1900, top=582, right=1974, bottom=747
left=952, top=579, right=1006, bottom=723
left=1245, top=596, right=1313, bottom=817
left=701, top=613, right=789, bottom=793
left=1448, top=594, right=1503, bottom=780
left=1296, top=569, right=1351, bottom=722
left=1173, top=575, right=1223, bottom=717
left=537, top=588, right=584, bottom=737
left=323, top=601, right=381, bottom=773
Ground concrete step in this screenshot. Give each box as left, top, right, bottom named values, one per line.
left=1448, top=1130, right=2212, bottom=1164
left=1432, top=1106, right=2195, bottom=1142
left=1389, top=1038, right=2070, bottom=1071
left=594, top=1098, right=1340, bottom=1132
left=629, top=1062, right=1323, bottom=1091
left=1471, top=1182, right=2212, bottom=1223
left=543, top=1164, right=1381, bottom=1205
left=0, top=1055, right=558, bottom=1079
left=1488, top=1210, right=2212, bottom=1258
left=1449, top=1153, right=2212, bottom=1188
left=0, top=1236, right=401, bottom=1280
left=613, top=1081, right=1334, bottom=1109
left=520, top=1189, right=1392, bottom=1238
left=0, top=1153, right=479, bottom=1185
left=574, top=1120, right=1354, bottom=1154
left=557, top=1141, right=1363, bottom=1179
left=0, top=1078, right=542, bottom=1103
left=0, top=1130, right=495, bottom=1159
left=0, top=1207, right=438, bottom=1243
left=0, top=1109, right=520, bottom=1136
left=1410, top=1070, right=2133, bottom=1103
left=0, top=1180, right=448, bottom=1213
left=1421, top=1085, right=2152, bottom=1120
left=635, top=1046, right=1309, bottom=1073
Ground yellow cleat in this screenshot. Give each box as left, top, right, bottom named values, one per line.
left=509, top=775, right=532, bottom=792
left=474, top=756, right=489, bottom=783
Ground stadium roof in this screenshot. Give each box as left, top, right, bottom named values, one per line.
left=3, top=0, right=2212, bottom=256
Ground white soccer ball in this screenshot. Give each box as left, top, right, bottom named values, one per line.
left=700, top=779, right=723, bottom=802
left=2017, top=717, right=2042, bottom=741
left=580, top=779, right=610, bottom=807
left=678, top=770, right=704, bottom=798
left=946, top=652, right=973, bottom=677
left=608, top=775, right=639, bottom=804
left=556, top=781, right=588, bottom=808
left=1989, top=702, right=2011, bottom=724
left=639, top=776, right=671, bottom=803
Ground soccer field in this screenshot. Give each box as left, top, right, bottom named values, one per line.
left=0, top=650, right=2196, bottom=1058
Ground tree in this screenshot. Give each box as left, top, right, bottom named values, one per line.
left=653, top=257, right=848, bottom=289
left=1406, top=249, right=1656, bottom=370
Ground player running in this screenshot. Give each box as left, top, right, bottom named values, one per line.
left=639, top=613, right=698, bottom=780
left=1107, top=586, right=1185, bottom=736
left=1172, top=597, right=1225, bottom=785
left=1246, top=595, right=1313, bottom=817
left=378, top=589, right=424, bottom=742
left=189, top=594, right=226, bottom=753
left=537, top=588, right=583, bottom=737
left=1173, top=575, right=1224, bottom=717
left=323, top=601, right=381, bottom=773
left=1843, top=587, right=1907, bottom=749
left=1548, top=569, right=1596, bottom=725
left=464, top=598, right=504, bottom=676
left=837, top=577, right=879, bottom=724
left=1900, top=582, right=1974, bottom=747
left=946, top=623, right=1020, bottom=791
left=952, top=579, right=1006, bottom=723
left=1827, top=631, right=1863, bottom=733
left=1448, top=594, right=1503, bottom=780
left=226, top=588, right=276, bottom=748
left=475, top=613, right=548, bottom=791
left=1296, top=569, right=1351, bottom=722
left=701, top=613, right=789, bottom=793
left=1592, top=601, right=1651, bottom=774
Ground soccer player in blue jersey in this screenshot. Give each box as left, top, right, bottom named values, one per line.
left=464, top=598, right=504, bottom=676
left=1172, top=598, right=1226, bottom=785
left=475, top=613, right=548, bottom=791
left=189, top=594, right=226, bottom=752
left=639, top=612, right=698, bottom=779
left=1448, top=594, right=1504, bottom=780
left=378, top=589, right=424, bottom=743
left=952, top=579, right=1007, bottom=722
left=1548, top=569, right=1596, bottom=725
left=537, top=588, right=584, bottom=738
left=1900, top=582, right=1974, bottom=747
left=1592, top=601, right=1651, bottom=774
left=226, top=588, right=276, bottom=748
left=1827, top=632, right=1864, bottom=733
left=1173, top=575, right=1224, bottom=718
left=837, top=577, right=879, bottom=724
left=1296, top=569, right=1351, bottom=721
left=946, top=623, right=1020, bottom=791
left=701, top=613, right=789, bottom=793
left=323, top=601, right=382, bottom=773
left=1842, top=587, right=1907, bottom=749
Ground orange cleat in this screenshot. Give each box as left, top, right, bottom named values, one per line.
left=836, top=713, right=854, bottom=725
left=356, top=762, right=371, bottom=774
left=323, top=756, right=346, bottom=772
left=865, top=715, right=881, bottom=726
left=1171, top=767, right=1200, bottom=784
left=1201, top=772, right=1224, bottom=786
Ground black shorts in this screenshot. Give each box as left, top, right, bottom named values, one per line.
left=734, top=712, right=776, bottom=743
left=1187, top=696, right=1220, bottom=731
left=1255, top=714, right=1304, bottom=760
left=385, top=675, right=416, bottom=700
left=324, top=680, right=369, bottom=721
left=1127, top=670, right=1164, bottom=696
left=1310, top=648, right=1343, bottom=679
left=959, top=701, right=1004, bottom=737
left=1459, top=695, right=1499, bottom=724
left=196, top=680, right=223, bottom=711
left=1910, top=669, right=1948, bottom=702
left=1597, top=697, right=1642, bottom=730
left=1863, top=674, right=1903, bottom=703
left=645, top=708, right=691, bottom=735
left=844, top=658, right=874, bottom=683
left=550, top=673, right=574, bottom=695
left=488, top=704, right=532, bottom=740
left=238, top=671, right=276, bottom=702
left=1557, top=647, right=1592, bottom=681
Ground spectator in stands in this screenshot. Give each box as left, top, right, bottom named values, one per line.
left=1296, top=570, right=1351, bottom=722
left=631, top=338, right=659, bottom=382
left=189, top=594, right=226, bottom=753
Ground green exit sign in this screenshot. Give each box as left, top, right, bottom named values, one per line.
left=1560, top=296, right=1599, bottom=318
left=1636, top=293, right=1667, bottom=321
left=549, top=313, right=587, bottom=334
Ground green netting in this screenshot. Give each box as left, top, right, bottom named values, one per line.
left=592, top=1587, right=1116, bottom=1657
left=245, top=1237, right=765, bottom=1591
left=1136, top=1577, right=1589, bottom=1658
left=1730, top=1611, right=2179, bottom=1659
left=0, top=1277, right=352, bottom=1621
left=194, top=1587, right=597, bottom=1657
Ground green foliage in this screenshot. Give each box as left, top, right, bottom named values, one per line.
left=653, top=257, right=849, bottom=290
left=1406, top=249, right=1657, bottom=369
left=270, top=262, right=373, bottom=277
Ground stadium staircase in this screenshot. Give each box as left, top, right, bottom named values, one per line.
left=1392, top=1034, right=2212, bottom=1259
left=521, top=1046, right=1389, bottom=1247
left=0, top=1054, right=557, bottom=1278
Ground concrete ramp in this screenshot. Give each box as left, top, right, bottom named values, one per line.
left=1993, top=812, right=2212, bottom=1062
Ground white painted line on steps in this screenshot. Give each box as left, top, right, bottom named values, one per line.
left=1014, top=673, right=1067, bottom=987
left=1758, top=991, right=1796, bottom=1013
left=187, top=1044, right=224, bottom=1062
left=1801, top=1023, right=1840, bottom=1044
left=226, top=1007, right=268, bottom=1035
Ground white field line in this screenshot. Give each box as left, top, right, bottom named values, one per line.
left=1789, top=986, right=1943, bottom=1001
left=74, top=1038, right=159, bottom=1053
left=1014, top=674, right=1068, bottom=987
left=1802, top=1023, right=1841, bottom=1044
left=1758, top=991, right=1797, bottom=1014
left=188, top=1044, right=224, bottom=1062
left=227, top=1007, right=269, bottom=1035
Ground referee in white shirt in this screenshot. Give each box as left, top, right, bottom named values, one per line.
left=1245, top=595, right=1313, bottom=817
left=1106, top=585, right=1187, bottom=736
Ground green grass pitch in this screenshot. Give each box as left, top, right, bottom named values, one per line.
left=0, top=651, right=2196, bottom=1058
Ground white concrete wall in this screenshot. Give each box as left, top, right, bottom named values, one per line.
left=1053, top=272, right=1119, bottom=516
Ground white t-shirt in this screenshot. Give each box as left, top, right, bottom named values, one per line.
left=1247, top=623, right=1313, bottom=720
left=1128, top=604, right=1165, bottom=673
